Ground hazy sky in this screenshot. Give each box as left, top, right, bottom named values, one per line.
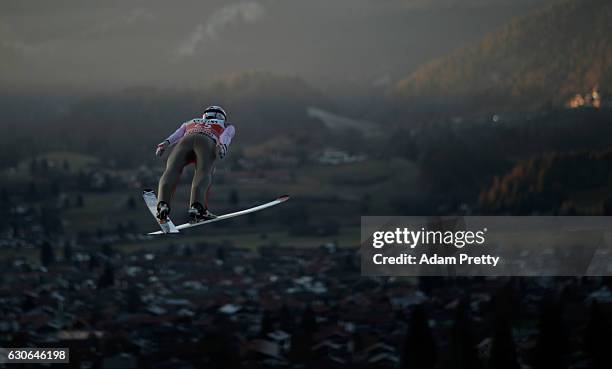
left=0, top=0, right=552, bottom=93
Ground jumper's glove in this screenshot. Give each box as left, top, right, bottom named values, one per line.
left=217, top=143, right=228, bottom=159
left=156, top=140, right=169, bottom=156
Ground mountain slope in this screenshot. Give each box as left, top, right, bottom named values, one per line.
left=46, top=71, right=330, bottom=166
left=394, top=0, right=612, bottom=111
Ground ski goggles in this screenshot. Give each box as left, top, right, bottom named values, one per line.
left=203, top=110, right=226, bottom=120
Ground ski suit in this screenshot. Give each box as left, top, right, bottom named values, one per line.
left=157, top=118, right=235, bottom=208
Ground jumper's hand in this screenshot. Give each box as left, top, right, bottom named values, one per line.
left=156, top=140, right=169, bottom=156
left=217, top=143, right=228, bottom=159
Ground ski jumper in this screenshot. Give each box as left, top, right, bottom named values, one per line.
left=157, top=118, right=235, bottom=208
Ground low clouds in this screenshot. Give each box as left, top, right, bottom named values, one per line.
left=176, top=1, right=265, bottom=58
left=1, top=8, right=156, bottom=55
left=1, top=0, right=553, bottom=92
left=0, top=20, right=51, bottom=54
left=87, top=8, right=156, bottom=36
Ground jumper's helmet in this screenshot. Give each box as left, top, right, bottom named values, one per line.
left=203, top=105, right=227, bottom=121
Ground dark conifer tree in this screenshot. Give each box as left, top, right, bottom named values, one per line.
left=289, top=305, right=316, bottom=364
left=584, top=301, right=612, bottom=369
left=279, top=303, right=293, bottom=332
left=89, top=252, right=99, bottom=270
left=533, top=297, right=568, bottom=369
left=446, top=300, right=481, bottom=369
left=63, top=242, right=73, bottom=262
left=260, top=310, right=273, bottom=337
left=97, top=263, right=115, bottom=289
left=488, top=316, right=519, bottom=369
left=40, top=241, right=55, bottom=266
left=401, top=305, right=437, bottom=369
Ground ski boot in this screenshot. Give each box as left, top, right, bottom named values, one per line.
left=189, top=202, right=217, bottom=223
left=156, top=201, right=170, bottom=223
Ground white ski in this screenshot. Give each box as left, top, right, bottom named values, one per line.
left=142, top=189, right=179, bottom=234
left=148, top=195, right=290, bottom=235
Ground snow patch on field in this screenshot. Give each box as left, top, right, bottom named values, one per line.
left=306, top=107, right=382, bottom=137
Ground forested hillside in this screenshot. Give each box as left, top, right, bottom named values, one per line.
left=394, top=0, right=612, bottom=112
